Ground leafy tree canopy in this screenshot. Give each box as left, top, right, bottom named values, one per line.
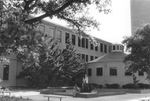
left=0, top=0, right=111, bottom=54
left=17, top=40, right=85, bottom=87
left=2, top=0, right=111, bottom=31
left=123, top=24, right=150, bottom=78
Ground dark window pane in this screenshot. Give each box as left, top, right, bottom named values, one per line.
left=3, top=65, right=9, bottom=80
left=86, top=55, right=88, bottom=62
left=65, top=33, right=70, bottom=43
left=95, top=56, right=98, bottom=59
left=82, top=54, right=85, bottom=61
left=113, top=45, right=116, bottom=50
left=86, top=39, right=88, bottom=49
left=88, top=68, right=92, bottom=76
left=110, top=67, right=117, bottom=76
left=100, top=43, right=103, bottom=52
left=90, top=56, right=94, bottom=61
left=78, top=37, right=81, bottom=47
left=90, top=43, right=94, bottom=50
left=104, top=44, right=107, bottom=53
left=139, top=71, right=144, bottom=76
left=95, top=46, right=98, bottom=51
left=82, top=38, right=85, bottom=48
left=97, top=68, right=103, bottom=76
left=125, top=71, right=132, bottom=76
left=72, top=35, right=76, bottom=45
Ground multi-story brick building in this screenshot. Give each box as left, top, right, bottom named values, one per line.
left=0, top=20, right=112, bottom=87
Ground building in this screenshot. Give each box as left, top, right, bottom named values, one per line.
left=0, top=20, right=112, bottom=87
left=130, top=0, right=150, bottom=34
left=38, top=20, right=112, bottom=62
left=87, top=43, right=149, bottom=86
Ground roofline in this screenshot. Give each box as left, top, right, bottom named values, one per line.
left=29, top=15, right=112, bottom=44
left=88, top=52, right=127, bottom=63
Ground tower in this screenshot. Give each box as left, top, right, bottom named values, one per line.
left=130, top=0, right=150, bottom=34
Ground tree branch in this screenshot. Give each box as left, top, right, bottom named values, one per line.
left=25, top=0, right=77, bottom=24
left=51, top=0, right=75, bottom=15
left=58, top=14, right=81, bottom=29
left=24, top=0, right=89, bottom=24
left=25, top=14, right=47, bottom=24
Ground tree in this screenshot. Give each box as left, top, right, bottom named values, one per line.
left=0, top=0, right=111, bottom=55
left=0, top=0, right=41, bottom=54
left=4, top=0, right=111, bottom=31
left=17, top=40, right=85, bottom=87
left=123, top=24, right=150, bottom=79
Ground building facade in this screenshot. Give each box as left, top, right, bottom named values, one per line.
left=0, top=20, right=112, bottom=87
left=87, top=44, right=149, bottom=86
left=38, top=20, right=112, bottom=62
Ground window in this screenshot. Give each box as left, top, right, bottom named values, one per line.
left=86, top=39, right=88, bottom=49
left=113, top=45, right=116, bottom=50
left=139, top=71, right=144, bottom=76
left=86, top=55, right=88, bottom=62
left=72, top=35, right=76, bottom=45
left=95, top=56, right=98, bottom=59
left=3, top=65, right=9, bottom=80
left=88, top=68, right=92, bottom=76
left=95, top=46, right=98, bottom=51
left=117, top=45, right=119, bottom=50
left=65, top=33, right=70, bottom=43
left=120, top=46, right=122, bottom=51
left=104, top=44, right=107, bottom=53
left=125, top=71, right=132, bottom=76
left=90, top=56, right=94, bottom=61
left=97, top=68, right=103, bottom=76
left=49, top=28, right=54, bottom=38
left=90, top=43, right=94, bottom=50
left=110, top=67, right=117, bottom=76
left=82, top=38, right=85, bottom=48
left=56, top=30, right=62, bottom=41
left=100, top=43, right=103, bottom=52
left=78, top=37, right=81, bottom=47
left=39, top=25, right=45, bottom=33
left=109, top=46, right=112, bottom=53
left=82, top=54, right=85, bottom=61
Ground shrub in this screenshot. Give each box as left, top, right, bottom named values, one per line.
left=89, top=83, right=103, bottom=89
left=105, top=83, right=120, bottom=89
left=81, top=83, right=94, bottom=92
left=90, top=83, right=99, bottom=88
left=122, top=83, right=135, bottom=89
left=97, top=85, right=103, bottom=89
left=138, top=83, right=150, bottom=89
left=122, top=83, right=150, bottom=89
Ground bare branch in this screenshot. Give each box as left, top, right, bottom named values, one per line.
left=25, top=13, right=47, bottom=24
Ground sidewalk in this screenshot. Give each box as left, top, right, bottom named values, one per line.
left=8, top=90, right=150, bottom=101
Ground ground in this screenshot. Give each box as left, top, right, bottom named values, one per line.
left=5, top=90, right=150, bottom=101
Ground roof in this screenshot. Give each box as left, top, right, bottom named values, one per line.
left=88, top=52, right=127, bottom=63
left=29, top=15, right=112, bottom=44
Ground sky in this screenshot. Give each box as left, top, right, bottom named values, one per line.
left=48, top=0, right=131, bottom=44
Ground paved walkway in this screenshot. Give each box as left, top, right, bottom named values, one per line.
left=7, top=90, right=150, bottom=101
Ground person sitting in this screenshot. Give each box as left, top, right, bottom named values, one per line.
left=73, top=84, right=80, bottom=97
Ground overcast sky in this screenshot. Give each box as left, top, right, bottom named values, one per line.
left=48, top=0, right=131, bottom=44
left=89, top=0, right=131, bottom=44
